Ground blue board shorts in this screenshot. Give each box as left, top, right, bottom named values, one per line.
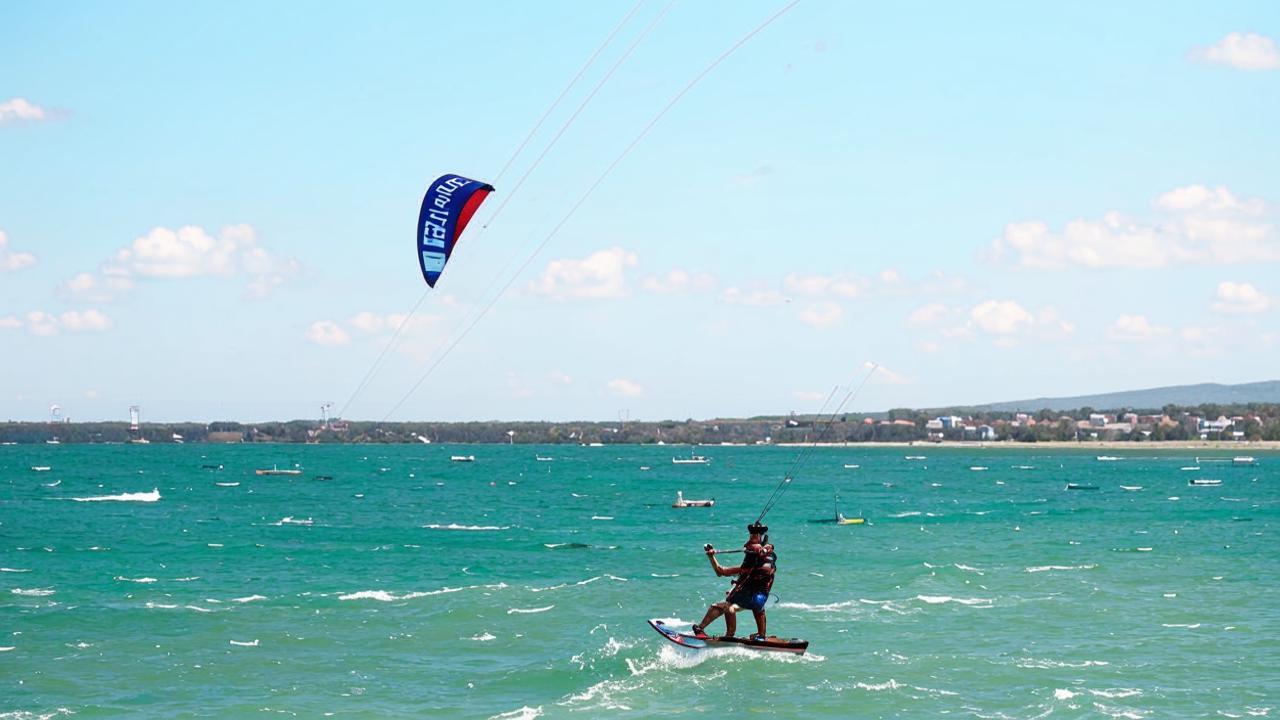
left=729, top=591, right=768, bottom=612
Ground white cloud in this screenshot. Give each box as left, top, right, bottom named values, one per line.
left=721, top=285, right=787, bottom=307
left=15, top=309, right=113, bottom=336
left=549, top=371, right=573, bottom=386
left=639, top=268, right=717, bottom=295
left=1107, top=314, right=1169, bottom=341
left=1190, top=32, right=1280, bottom=71
left=0, top=97, right=51, bottom=125
left=906, top=302, right=953, bottom=327
left=970, top=300, right=1035, bottom=335
left=985, top=185, right=1277, bottom=269
left=1210, top=281, right=1272, bottom=314
left=66, top=224, right=298, bottom=300
left=871, top=364, right=909, bottom=385
left=916, top=340, right=941, bottom=354
left=305, top=321, right=350, bottom=347
left=58, top=309, right=112, bottom=332
left=879, top=268, right=902, bottom=284
left=783, top=272, right=864, bottom=298
left=1179, top=325, right=1226, bottom=357
left=607, top=378, right=644, bottom=398
left=0, top=231, right=37, bottom=272
left=528, top=247, right=637, bottom=300
left=348, top=311, right=413, bottom=334
left=799, top=301, right=844, bottom=328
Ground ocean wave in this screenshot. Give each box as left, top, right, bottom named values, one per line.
left=144, top=602, right=214, bottom=613
left=215, top=482, right=240, bottom=487
left=231, top=594, right=268, bottom=603
left=915, top=594, right=992, bottom=607
left=229, top=639, right=259, bottom=647
left=338, top=583, right=508, bottom=602
left=70, top=489, right=160, bottom=502
left=590, top=516, right=613, bottom=521
left=954, top=563, right=985, bottom=574
left=114, top=576, right=157, bottom=583
left=1026, top=564, right=1097, bottom=573
left=10, top=588, right=55, bottom=597
left=507, top=605, right=554, bottom=614
left=271, top=516, right=313, bottom=526
left=0, top=646, right=14, bottom=652
left=1091, top=688, right=1143, bottom=699
left=890, top=511, right=922, bottom=518
left=1017, top=657, right=1110, bottom=669
left=466, top=632, right=497, bottom=642
left=1161, top=622, right=1201, bottom=628
left=1092, top=702, right=1146, bottom=719
left=0, top=568, right=31, bottom=573
left=423, top=523, right=509, bottom=531
left=488, top=707, right=542, bottom=720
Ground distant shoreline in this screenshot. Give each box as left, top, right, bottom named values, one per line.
left=778, top=440, right=1280, bottom=450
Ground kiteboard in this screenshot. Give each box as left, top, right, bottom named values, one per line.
left=646, top=619, right=809, bottom=655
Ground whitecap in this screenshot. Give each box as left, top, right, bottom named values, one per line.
left=423, top=523, right=509, bottom=531
left=0, top=646, right=14, bottom=652
left=650, top=573, right=679, bottom=578
left=590, top=516, right=613, bottom=521
left=339, top=583, right=507, bottom=602
left=915, top=594, right=992, bottom=606
left=507, top=605, right=554, bottom=614
left=114, top=576, right=157, bottom=583
left=215, top=482, right=240, bottom=487
left=229, top=639, right=259, bottom=647
left=231, top=594, right=267, bottom=603
left=11, top=588, right=55, bottom=597
left=1026, top=564, right=1097, bottom=573
left=0, top=568, right=31, bottom=573
left=467, top=632, right=497, bottom=642
left=1090, top=689, right=1143, bottom=699
left=1161, top=622, right=1200, bottom=628
left=70, top=489, right=160, bottom=502
left=488, top=707, right=543, bottom=720
left=1055, top=688, right=1078, bottom=700
left=890, top=511, right=922, bottom=518
left=271, top=516, right=313, bottom=526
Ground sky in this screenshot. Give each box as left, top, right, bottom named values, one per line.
left=2, top=1, right=1278, bottom=423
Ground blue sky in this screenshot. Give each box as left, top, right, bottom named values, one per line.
left=2, top=1, right=1278, bottom=422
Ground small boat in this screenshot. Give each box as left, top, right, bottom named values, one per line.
left=1189, top=478, right=1222, bottom=486
left=45, top=439, right=60, bottom=445
left=672, top=491, right=714, bottom=508
left=639, top=465, right=651, bottom=471
left=1066, top=483, right=1099, bottom=490
left=450, top=455, right=476, bottom=463
left=255, top=466, right=302, bottom=476
left=834, top=493, right=865, bottom=525
left=172, top=433, right=184, bottom=444
left=1121, top=485, right=1143, bottom=491
left=1232, top=456, right=1256, bottom=466
left=969, top=466, right=988, bottom=471
left=672, top=449, right=710, bottom=465
left=30, top=466, right=51, bottom=472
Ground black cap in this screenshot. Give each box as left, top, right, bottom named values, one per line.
left=747, top=522, right=768, bottom=534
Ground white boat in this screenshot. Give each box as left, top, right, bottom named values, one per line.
left=672, top=449, right=710, bottom=465
left=256, top=466, right=302, bottom=476
left=1121, top=485, right=1143, bottom=491
left=450, top=455, right=476, bottom=463
left=672, top=491, right=714, bottom=508
left=172, top=433, right=184, bottom=444
left=969, top=466, right=988, bottom=471
left=1232, top=456, right=1256, bottom=466
left=45, top=439, right=60, bottom=445
left=416, top=434, right=432, bottom=444
left=1189, top=478, right=1222, bottom=486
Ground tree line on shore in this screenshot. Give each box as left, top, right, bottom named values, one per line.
left=4, top=402, right=1279, bottom=444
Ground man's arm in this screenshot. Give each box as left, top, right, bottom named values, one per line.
left=705, top=547, right=741, bottom=577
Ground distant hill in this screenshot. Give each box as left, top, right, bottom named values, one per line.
left=947, top=380, right=1280, bottom=413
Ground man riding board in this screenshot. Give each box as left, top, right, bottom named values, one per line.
left=691, top=522, right=776, bottom=641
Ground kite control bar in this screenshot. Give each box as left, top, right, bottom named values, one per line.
left=703, top=544, right=746, bottom=555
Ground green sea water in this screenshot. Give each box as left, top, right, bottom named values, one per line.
left=1, top=444, right=1276, bottom=718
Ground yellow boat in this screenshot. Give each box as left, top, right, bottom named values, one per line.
left=834, top=492, right=865, bottom=525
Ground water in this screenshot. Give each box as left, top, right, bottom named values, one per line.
left=2, top=444, right=1276, bottom=718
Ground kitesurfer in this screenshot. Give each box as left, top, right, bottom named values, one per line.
left=691, top=522, right=776, bottom=641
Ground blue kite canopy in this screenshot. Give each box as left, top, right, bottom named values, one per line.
left=417, top=174, right=495, bottom=287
